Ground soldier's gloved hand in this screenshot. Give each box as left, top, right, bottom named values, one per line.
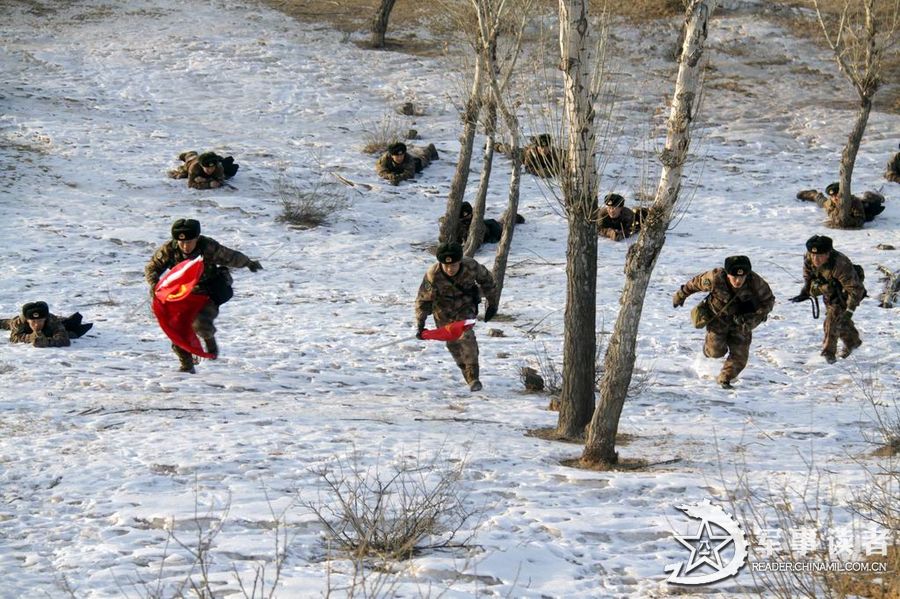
left=484, top=303, right=498, bottom=322
left=789, top=292, right=810, bottom=303
left=247, top=260, right=263, bottom=273
left=672, top=287, right=687, bottom=308
left=415, top=322, right=426, bottom=340
left=33, top=333, right=49, bottom=348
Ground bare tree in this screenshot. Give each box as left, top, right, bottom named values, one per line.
left=555, top=0, right=605, bottom=439
left=371, top=0, right=398, bottom=49
left=583, top=0, right=717, bottom=466
left=813, top=0, right=899, bottom=228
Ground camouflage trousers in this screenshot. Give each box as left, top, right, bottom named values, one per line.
left=171, top=299, right=218, bottom=367
left=704, top=326, right=751, bottom=382
left=446, top=329, right=479, bottom=384
left=822, top=304, right=861, bottom=356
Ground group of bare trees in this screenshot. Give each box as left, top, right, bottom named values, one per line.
left=368, top=0, right=897, bottom=466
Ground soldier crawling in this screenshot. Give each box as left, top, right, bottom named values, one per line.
left=168, top=151, right=239, bottom=189
left=796, top=182, right=884, bottom=227
left=415, top=242, right=498, bottom=391
left=375, top=142, right=439, bottom=185
left=673, top=255, right=775, bottom=389
left=1, top=302, right=93, bottom=347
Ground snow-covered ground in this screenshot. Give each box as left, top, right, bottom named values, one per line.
left=1, top=0, right=897, bottom=597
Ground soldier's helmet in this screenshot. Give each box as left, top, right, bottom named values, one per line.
left=436, top=242, right=463, bottom=264
left=171, top=218, right=201, bottom=241
left=724, top=255, right=751, bottom=277
left=806, top=235, right=833, bottom=254
left=22, top=301, right=49, bottom=320
left=198, top=152, right=220, bottom=168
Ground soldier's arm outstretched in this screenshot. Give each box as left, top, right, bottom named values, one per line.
left=414, top=270, right=435, bottom=331
left=207, top=238, right=260, bottom=271
left=672, top=270, right=711, bottom=307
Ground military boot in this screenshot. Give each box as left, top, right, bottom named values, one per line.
left=840, top=339, right=862, bottom=359
left=717, top=373, right=733, bottom=390
left=820, top=349, right=837, bottom=364
left=464, top=365, right=482, bottom=392
left=203, top=335, right=218, bottom=359
left=173, top=345, right=196, bottom=374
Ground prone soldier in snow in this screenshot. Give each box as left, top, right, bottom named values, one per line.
left=886, top=143, right=900, bottom=184
left=522, top=134, right=564, bottom=179
left=445, top=201, right=525, bottom=251
left=375, top=142, right=439, bottom=185
left=596, top=193, right=648, bottom=241
left=145, top=218, right=262, bottom=373
left=1, top=301, right=93, bottom=347
left=789, top=235, right=865, bottom=364
left=168, top=151, right=239, bottom=189
left=796, top=182, right=884, bottom=227
left=673, top=255, right=775, bottom=389
left=415, top=242, right=498, bottom=391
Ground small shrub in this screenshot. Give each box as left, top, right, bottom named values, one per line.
left=276, top=177, right=347, bottom=229
left=360, top=114, right=408, bottom=155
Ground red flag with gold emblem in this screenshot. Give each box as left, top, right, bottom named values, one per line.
left=420, top=319, right=476, bottom=342
left=151, top=256, right=216, bottom=358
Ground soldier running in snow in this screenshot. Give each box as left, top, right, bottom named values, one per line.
left=168, top=151, right=239, bottom=190
left=0, top=301, right=92, bottom=347
left=415, top=242, right=498, bottom=391
left=596, top=193, right=647, bottom=241
left=886, top=143, right=900, bottom=183
left=789, top=235, right=865, bottom=364
left=796, top=182, right=884, bottom=227
left=673, top=255, right=775, bottom=389
left=145, top=218, right=262, bottom=373
left=375, top=142, right=439, bottom=185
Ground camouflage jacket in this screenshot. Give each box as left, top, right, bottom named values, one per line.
left=187, top=157, right=225, bottom=189
left=415, top=258, right=496, bottom=327
left=802, top=250, right=866, bottom=311
left=823, top=196, right=865, bottom=229
left=145, top=235, right=253, bottom=295
left=523, top=145, right=563, bottom=178
left=376, top=152, right=416, bottom=184
left=597, top=206, right=636, bottom=240
left=681, top=268, right=775, bottom=331
left=7, top=314, right=70, bottom=347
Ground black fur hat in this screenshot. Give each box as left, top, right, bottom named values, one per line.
left=388, top=142, right=407, bottom=155
left=806, top=235, right=833, bottom=254
left=436, top=242, right=463, bottom=264
left=530, top=134, right=552, bottom=147
left=460, top=201, right=473, bottom=219
left=825, top=182, right=840, bottom=196
left=198, top=152, right=220, bottom=167
left=604, top=193, right=625, bottom=207
left=724, top=255, right=751, bottom=276
left=22, top=301, right=49, bottom=319
left=171, top=218, right=201, bottom=241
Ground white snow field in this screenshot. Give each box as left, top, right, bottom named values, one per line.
left=0, top=0, right=897, bottom=597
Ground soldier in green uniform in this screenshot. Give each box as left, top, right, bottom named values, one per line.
left=597, top=193, right=643, bottom=241
left=673, top=255, right=775, bottom=389
left=789, top=235, right=865, bottom=364
left=145, top=218, right=263, bottom=373
left=375, top=142, right=438, bottom=185
left=2, top=302, right=71, bottom=347
left=415, top=242, right=498, bottom=391
left=886, top=144, right=900, bottom=183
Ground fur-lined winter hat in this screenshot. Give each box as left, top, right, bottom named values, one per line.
left=388, top=142, right=407, bottom=155
left=604, top=193, right=625, bottom=207
left=436, top=242, right=463, bottom=264
left=806, top=235, right=833, bottom=254
left=22, top=301, right=49, bottom=319
left=460, top=201, right=473, bottom=219
left=825, top=182, right=840, bottom=196
left=198, top=152, right=220, bottom=167
left=530, top=134, right=552, bottom=147
left=724, top=255, right=751, bottom=276
left=171, top=218, right=201, bottom=241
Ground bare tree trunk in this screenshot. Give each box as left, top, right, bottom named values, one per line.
left=836, top=96, right=872, bottom=227
left=583, top=0, right=716, bottom=466
left=491, top=145, right=522, bottom=305
left=556, top=0, right=600, bottom=439
left=439, top=59, right=485, bottom=244
left=465, top=100, right=497, bottom=257
left=371, top=0, right=397, bottom=49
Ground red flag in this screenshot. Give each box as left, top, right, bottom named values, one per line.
left=151, top=257, right=216, bottom=359
left=421, top=319, right=476, bottom=342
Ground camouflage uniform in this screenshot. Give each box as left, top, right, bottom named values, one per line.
left=676, top=268, right=775, bottom=385
left=375, top=145, right=436, bottom=185
left=886, top=150, right=900, bottom=183
left=415, top=257, right=496, bottom=386
left=6, top=314, right=70, bottom=347
left=597, top=206, right=637, bottom=241
left=800, top=249, right=865, bottom=360
left=822, top=195, right=866, bottom=229
left=523, top=143, right=563, bottom=178
left=186, top=157, right=225, bottom=190
left=145, top=235, right=256, bottom=370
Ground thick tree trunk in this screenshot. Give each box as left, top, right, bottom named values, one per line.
left=582, top=0, right=716, bottom=465
left=836, top=96, right=872, bottom=227
left=440, top=59, right=484, bottom=244
left=556, top=0, right=600, bottom=439
left=371, top=0, right=397, bottom=49
left=466, top=101, right=497, bottom=257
